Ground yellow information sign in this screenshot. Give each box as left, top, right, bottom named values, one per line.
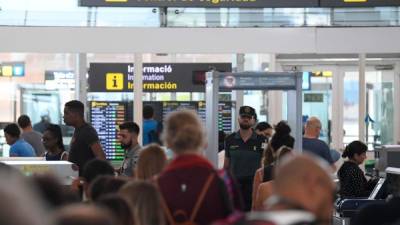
left=106, top=73, right=124, bottom=90
left=2, top=66, right=13, bottom=77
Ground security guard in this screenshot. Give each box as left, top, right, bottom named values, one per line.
left=224, top=106, right=267, bottom=211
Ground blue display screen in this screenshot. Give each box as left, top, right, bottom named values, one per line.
left=13, top=64, right=25, bottom=76
left=302, top=72, right=311, bottom=90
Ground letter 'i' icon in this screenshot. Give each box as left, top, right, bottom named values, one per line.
left=113, top=75, right=118, bottom=88
left=106, top=73, right=123, bottom=90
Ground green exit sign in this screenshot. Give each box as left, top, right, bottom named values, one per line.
left=304, top=93, right=324, bottom=102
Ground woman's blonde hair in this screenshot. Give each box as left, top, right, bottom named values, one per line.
left=135, top=144, right=167, bottom=180
left=119, top=181, right=165, bottom=225
left=162, top=110, right=205, bottom=154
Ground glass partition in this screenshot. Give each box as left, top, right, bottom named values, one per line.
left=303, top=76, right=332, bottom=144
left=343, top=71, right=359, bottom=146
left=366, top=70, right=395, bottom=147
left=0, top=53, right=76, bottom=156
left=0, top=1, right=400, bottom=27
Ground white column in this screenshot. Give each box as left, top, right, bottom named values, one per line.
left=233, top=53, right=245, bottom=130
left=205, top=72, right=219, bottom=167
left=134, top=54, right=143, bottom=145
left=287, top=73, right=303, bottom=153
left=394, top=62, right=400, bottom=144
left=332, top=66, right=344, bottom=150
left=268, top=54, right=283, bottom=125
left=359, top=54, right=366, bottom=142
left=75, top=53, right=88, bottom=118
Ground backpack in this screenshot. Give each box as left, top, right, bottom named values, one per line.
left=217, top=169, right=245, bottom=211
left=148, top=122, right=163, bottom=145
left=157, top=173, right=215, bottom=225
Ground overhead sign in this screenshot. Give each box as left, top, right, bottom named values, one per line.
left=45, top=70, right=75, bottom=89
left=45, top=70, right=74, bottom=80
left=79, top=0, right=319, bottom=8
left=88, top=63, right=231, bottom=92
left=217, top=72, right=300, bottom=91
left=0, top=62, right=25, bottom=77
left=304, top=93, right=324, bottom=102
left=311, top=71, right=332, bottom=77
left=320, top=0, right=400, bottom=7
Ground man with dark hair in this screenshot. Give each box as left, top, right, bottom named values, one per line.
left=82, top=159, right=115, bottom=186
left=142, top=105, right=160, bottom=145
left=255, top=122, right=274, bottom=140
left=79, top=159, right=115, bottom=201
left=4, top=123, right=35, bottom=157
left=64, top=100, right=105, bottom=175
left=33, top=112, right=51, bottom=134
left=117, top=121, right=141, bottom=177
left=224, top=106, right=267, bottom=211
left=31, top=174, right=80, bottom=208
left=17, top=115, right=46, bottom=156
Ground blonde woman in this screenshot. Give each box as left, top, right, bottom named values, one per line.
left=156, top=110, right=232, bottom=225
left=135, top=144, right=167, bottom=180
left=119, top=181, right=165, bottom=225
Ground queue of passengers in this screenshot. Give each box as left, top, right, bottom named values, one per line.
left=1, top=101, right=400, bottom=225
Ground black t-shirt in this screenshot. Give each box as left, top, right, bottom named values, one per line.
left=338, top=161, right=375, bottom=198
left=68, top=123, right=99, bottom=174
left=225, top=130, right=267, bottom=178
left=45, top=150, right=67, bottom=161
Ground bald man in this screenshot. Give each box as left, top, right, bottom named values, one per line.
left=303, top=117, right=335, bottom=169
left=244, top=155, right=335, bottom=225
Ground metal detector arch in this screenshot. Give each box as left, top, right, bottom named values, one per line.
left=205, top=71, right=303, bottom=166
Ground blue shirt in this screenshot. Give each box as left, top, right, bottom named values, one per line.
left=10, top=139, right=36, bottom=157
left=302, top=137, right=334, bottom=164
left=143, top=119, right=158, bottom=145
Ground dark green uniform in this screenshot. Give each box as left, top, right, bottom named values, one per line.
left=225, top=130, right=266, bottom=211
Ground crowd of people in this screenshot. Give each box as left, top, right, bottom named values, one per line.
left=1, top=101, right=399, bottom=225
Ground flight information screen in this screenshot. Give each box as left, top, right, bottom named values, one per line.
left=90, top=100, right=234, bottom=161
left=89, top=101, right=126, bottom=160
left=162, top=101, right=198, bottom=121
left=198, top=101, right=233, bottom=133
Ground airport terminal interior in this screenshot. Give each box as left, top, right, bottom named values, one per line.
left=1, top=1, right=400, bottom=225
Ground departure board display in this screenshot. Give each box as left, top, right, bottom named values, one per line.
left=90, top=100, right=234, bottom=161
left=90, top=101, right=126, bottom=160
left=162, top=102, right=198, bottom=121
left=126, top=102, right=164, bottom=123
left=198, top=101, right=233, bottom=133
